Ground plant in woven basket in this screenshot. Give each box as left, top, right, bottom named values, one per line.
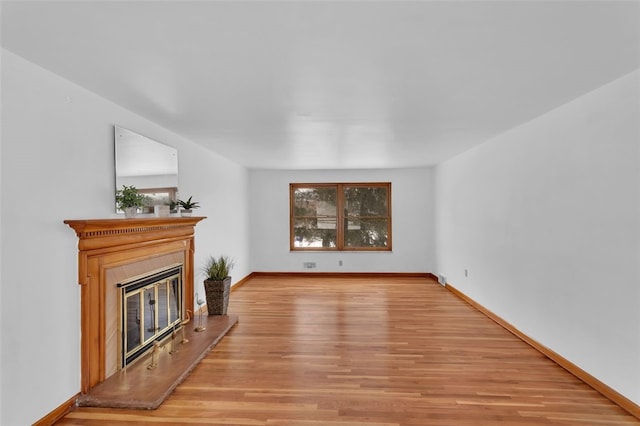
left=202, top=256, right=235, bottom=315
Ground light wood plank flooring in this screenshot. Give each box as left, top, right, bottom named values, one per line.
left=58, top=275, right=639, bottom=425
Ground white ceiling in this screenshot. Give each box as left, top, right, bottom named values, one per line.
left=2, top=1, right=639, bottom=170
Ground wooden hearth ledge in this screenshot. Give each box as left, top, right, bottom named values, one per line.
left=64, top=216, right=237, bottom=408
left=78, top=313, right=238, bottom=409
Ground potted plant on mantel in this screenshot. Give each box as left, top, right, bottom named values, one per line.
left=202, top=255, right=234, bottom=315
left=178, top=196, right=200, bottom=217
left=168, top=199, right=178, bottom=214
left=115, top=185, right=147, bottom=218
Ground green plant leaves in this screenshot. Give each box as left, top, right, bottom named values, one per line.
left=115, top=185, right=147, bottom=209
left=203, top=255, right=235, bottom=281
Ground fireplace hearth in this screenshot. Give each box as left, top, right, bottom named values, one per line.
left=77, top=313, right=238, bottom=409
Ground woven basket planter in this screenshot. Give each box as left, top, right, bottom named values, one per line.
left=204, top=276, right=231, bottom=315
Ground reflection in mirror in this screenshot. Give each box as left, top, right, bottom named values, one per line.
left=115, top=126, right=179, bottom=214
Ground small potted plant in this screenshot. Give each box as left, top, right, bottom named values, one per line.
left=116, top=185, right=147, bottom=218
left=178, top=196, right=200, bottom=217
left=202, top=255, right=234, bottom=315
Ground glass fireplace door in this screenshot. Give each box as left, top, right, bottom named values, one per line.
left=120, top=266, right=182, bottom=367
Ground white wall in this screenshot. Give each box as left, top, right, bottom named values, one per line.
left=249, top=168, right=435, bottom=273
left=0, top=49, right=250, bottom=425
left=435, top=70, right=640, bottom=405
left=0, top=45, right=3, bottom=425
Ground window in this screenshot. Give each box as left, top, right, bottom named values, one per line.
left=290, top=182, right=391, bottom=251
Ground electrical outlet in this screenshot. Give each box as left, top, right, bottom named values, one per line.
left=303, top=262, right=316, bottom=269
left=465, top=269, right=468, bottom=277
left=338, top=260, right=343, bottom=266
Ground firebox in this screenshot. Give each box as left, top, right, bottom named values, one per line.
left=118, top=264, right=183, bottom=368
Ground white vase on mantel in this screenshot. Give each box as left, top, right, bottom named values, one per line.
left=124, top=207, right=138, bottom=218
left=180, top=209, right=192, bottom=217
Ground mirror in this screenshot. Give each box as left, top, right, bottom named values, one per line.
left=115, top=126, right=179, bottom=214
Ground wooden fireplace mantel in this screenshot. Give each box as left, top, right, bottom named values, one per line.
left=65, top=216, right=206, bottom=392
left=64, top=216, right=207, bottom=250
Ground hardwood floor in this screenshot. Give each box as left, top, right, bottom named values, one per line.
left=57, top=275, right=639, bottom=425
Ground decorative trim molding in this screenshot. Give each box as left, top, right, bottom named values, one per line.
left=64, top=216, right=206, bottom=251
left=33, top=393, right=79, bottom=426
left=250, top=271, right=435, bottom=279
left=445, top=283, right=640, bottom=420
left=230, top=272, right=256, bottom=291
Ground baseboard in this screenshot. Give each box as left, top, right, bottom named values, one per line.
left=33, top=393, right=78, bottom=426
left=250, top=271, right=436, bottom=279
left=445, top=283, right=640, bottom=420
left=230, top=272, right=256, bottom=291
left=425, top=272, right=438, bottom=281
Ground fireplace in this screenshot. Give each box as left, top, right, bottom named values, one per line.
left=119, top=264, right=183, bottom=368
left=65, top=217, right=205, bottom=392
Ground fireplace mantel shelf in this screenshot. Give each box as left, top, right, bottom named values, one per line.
left=65, top=216, right=207, bottom=250
left=64, top=216, right=207, bottom=233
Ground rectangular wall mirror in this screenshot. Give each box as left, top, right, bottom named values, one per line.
left=114, top=126, right=179, bottom=214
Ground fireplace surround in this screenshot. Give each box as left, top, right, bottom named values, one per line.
left=65, top=216, right=205, bottom=393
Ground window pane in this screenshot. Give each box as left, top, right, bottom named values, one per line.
left=144, top=288, right=156, bottom=341
left=344, top=186, right=388, bottom=217
left=344, top=218, right=389, bottom=248
left=293, top=218, right=337, bottom=247
left=125, top=294, right=141, bottom=353
left=157, top=282, right=169, bottom=330
left=169, top=278, right=180, bottom=324
left=293, top=187, right=337, bottom=217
